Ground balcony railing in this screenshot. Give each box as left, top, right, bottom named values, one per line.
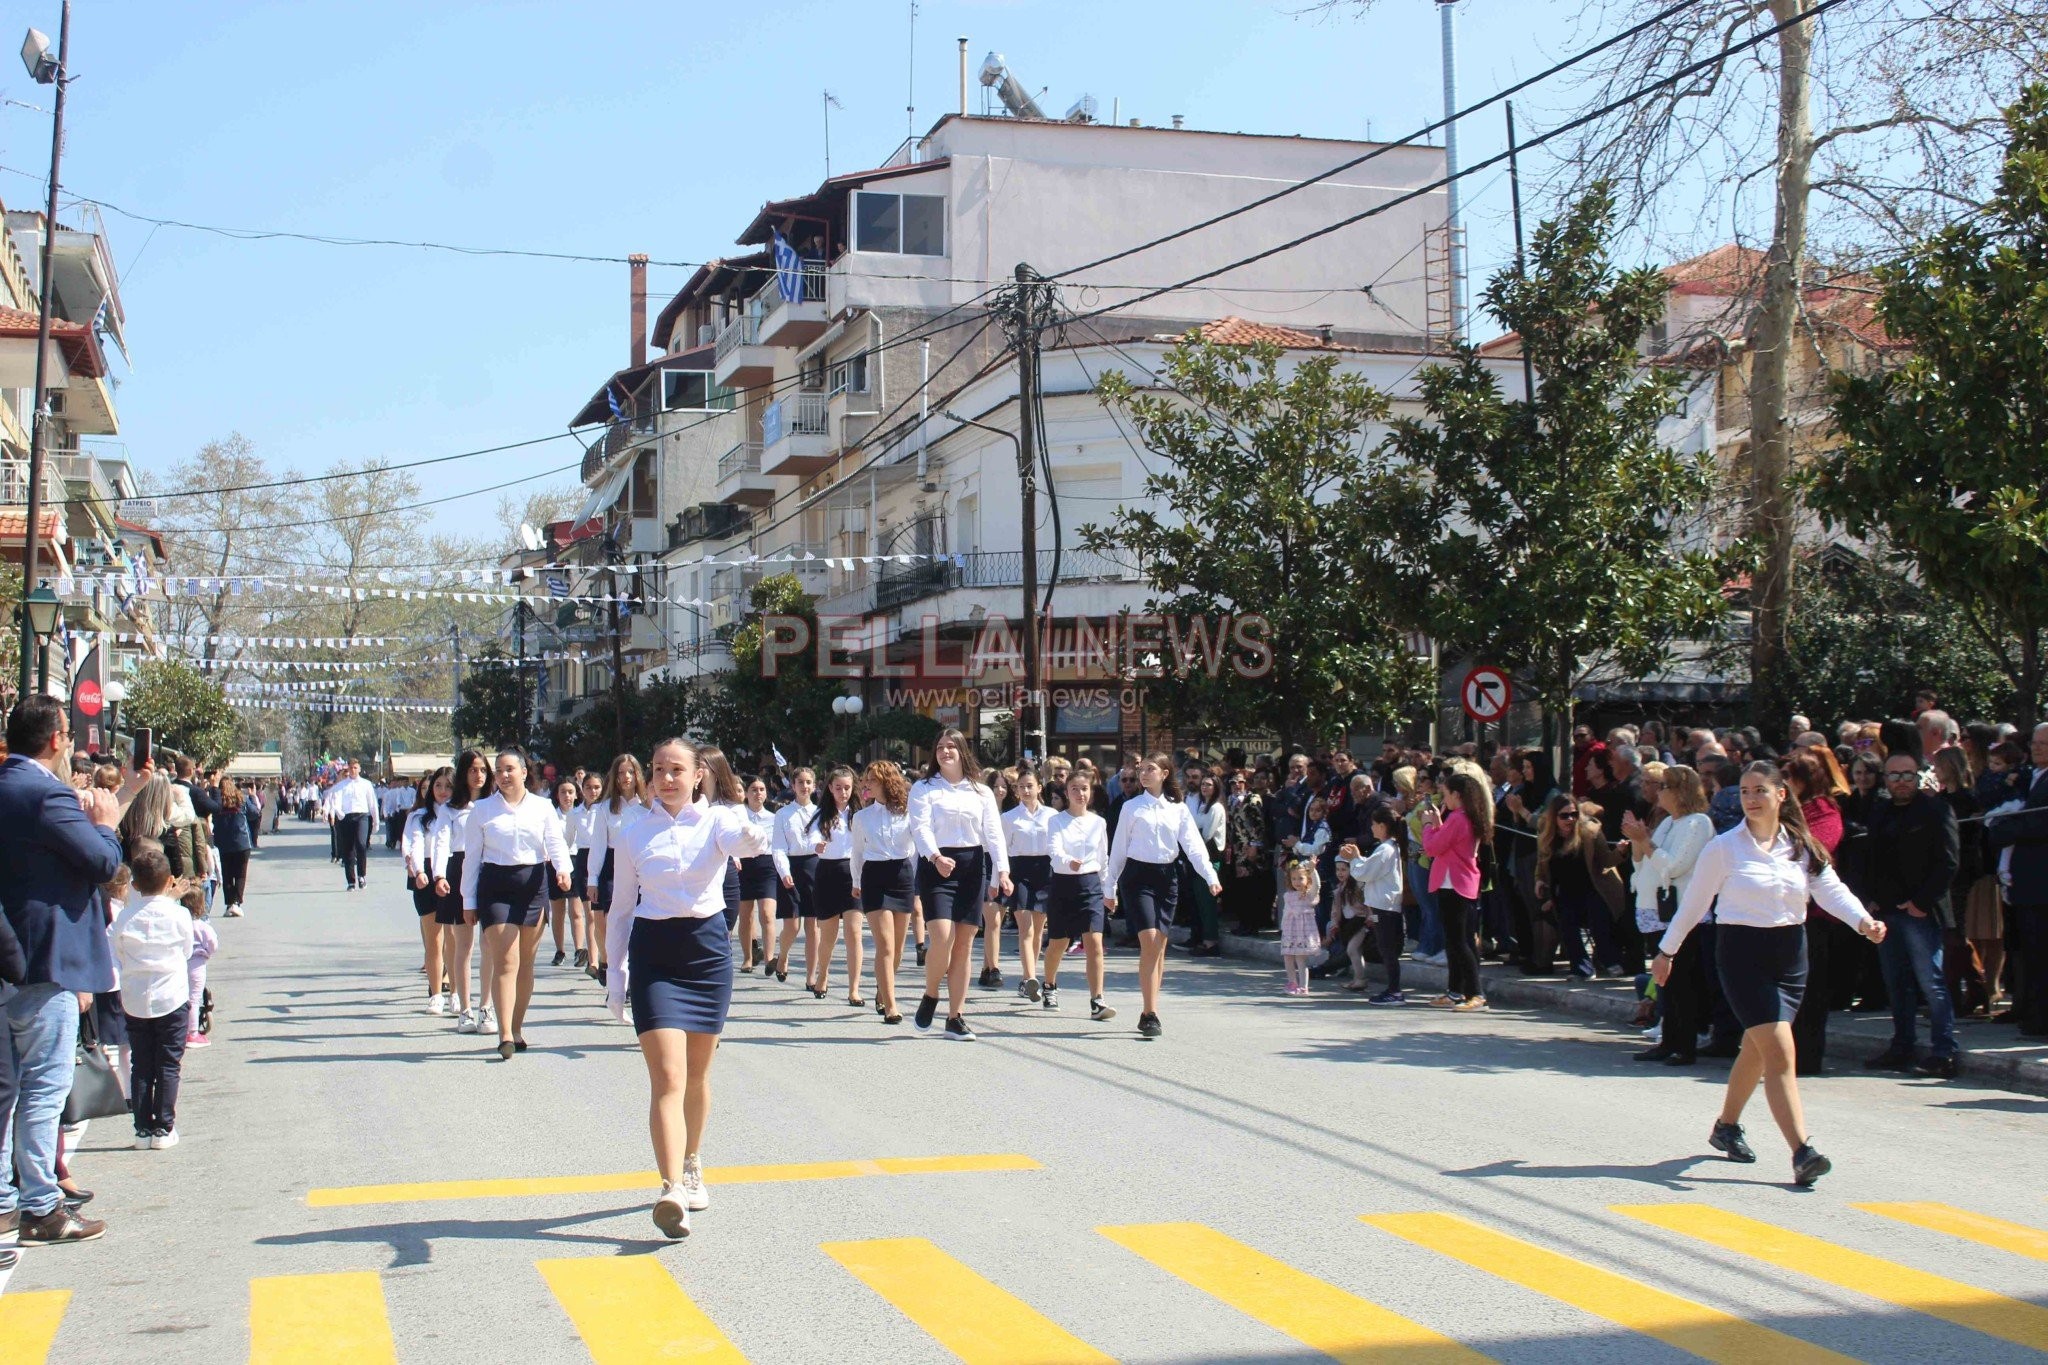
left=0, top=457, right=56, bottom=507
left=758, top=259, right=827, bottom=306
left=582, top=416, right=655, bottom=482
left=873, top=549, right=1146, bottom=612
left=717, top=442, right=762, bottom=481
left=762, top=392, right=829, bottom=446
left=713, top=313, right=762, bottom=364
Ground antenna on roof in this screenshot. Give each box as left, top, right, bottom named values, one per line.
left=906, top=1, right=917, bottom=141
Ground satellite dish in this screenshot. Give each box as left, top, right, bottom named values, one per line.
left=518, top=523, right=545, bottom=553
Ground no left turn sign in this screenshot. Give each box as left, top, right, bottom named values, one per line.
left=1462, top=665, right=1512, bottom=723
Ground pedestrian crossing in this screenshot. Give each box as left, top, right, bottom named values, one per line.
left=8, top=1200, right=2047, bottom=1362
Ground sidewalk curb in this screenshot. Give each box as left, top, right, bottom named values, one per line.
left=1171, top=926, right=2048, bottom=1097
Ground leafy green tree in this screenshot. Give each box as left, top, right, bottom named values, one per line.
left=454, top=650, right=529, bottom=751
left=540, top=676, right=710, bottom=773
left=1383, top=184, right=1735, bottom=749
left=710, top=574, right=840, bottom=766
left=1810, top=86, right=2048, bottom=724
left=0, top=562, right=19, bottom=710
left=125, top=658, right=238, bottom=765
left=1080, top=339, right=1433, bottom=750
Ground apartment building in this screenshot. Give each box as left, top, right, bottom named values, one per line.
left=565, top=109, right=1454, bottom=752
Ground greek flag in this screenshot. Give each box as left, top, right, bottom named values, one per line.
left=772, top=745, right=788, bottom=769
left=606, top=382, right=624, bottom=421
left=772, top=229, right=801, bottom=304
left=545, top=574, right=569, bottom=598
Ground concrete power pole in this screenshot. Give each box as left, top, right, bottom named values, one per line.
left=1437, top=0, right=1467, bottom=341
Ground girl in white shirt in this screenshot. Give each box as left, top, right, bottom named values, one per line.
left=805, top=767, right=864, bottom=1005
left=461, top=749, right=572, bottom=1059
left=548, top=777, right=586, bottom=971
left=1001, top=769, right=1055, bottom=1002
left=403, top=767, right=455, bottom=1015
left=437, top=750, right=494, bottom=1033
left=603, top=738, right=771, bottom=1241
left=734, top=777, right=780, bottom=973
left=696, top=746, right=749, bottom=942
left=568, top=773, right=608, bottom=971
left=585, top=755, right=649, bottom=989
left=1106, top=753, right=1222, bottom=1039
left=1624, top=764, right=1715, bottom=1064
left=110, top=845, right=193, bottom=1148
left=851, top=761, right=917, bottom=1025
left=1042, top=769, right=1116, bottom=1021
left=1651, top=761, right=1886, bottom=1187
left=977, top=769, right=1016, bottom=991
left=908, top=728, right=1012, bottom=1040
left=1353, top=810, right=1407, bottom=1003
left=769, top=768, right=818, bottom=986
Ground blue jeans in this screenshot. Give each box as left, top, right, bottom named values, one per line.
left=1410, top=861, right=1442, bottom=957
left=0, top=984, right=82, bottom=1219
left=1878, top=911, right=1956, bottom=1058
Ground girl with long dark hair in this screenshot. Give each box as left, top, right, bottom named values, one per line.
left=404, top=766, right=455, bottom=1013
left=807, top=767, right=864, bottom=1004
left=770, top=767, right=818, bottom=986
left=909, top=729, right=1011, bottom=1040
left=1105, top=753, right=1221, bottom=1038
left=461, top=748, right=572, bottom=1059
left=548, top=776, right=586, bottom=968
left=1001, top=768, right=1054, bottom=1000
left=735, top=776, right=779, bottom=972
left=439, top=749, right=493, bottom=1033
left=568, top=772, right=605, bottom=970
left=1421, top=770, right=1493, bottom=1011
left=851, top=761, right=917, bottom=1024
left=696, top=746, right=748, bottom=940
left=585, top=755, right=649, bottom=988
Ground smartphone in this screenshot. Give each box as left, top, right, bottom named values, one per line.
left=132, top=727, right=153, bottom=772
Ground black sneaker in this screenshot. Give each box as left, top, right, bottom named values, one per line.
left=551, top=950, right=566, bottom=967
left=913, top=995, right=939, bottom=1032
left=1090, top=998, right=1117, bottom=1022
left=0, top=1248, right=14, bottom=1271
left=1041, top=985, right=1059, bottom=1010
left=573, top=949, right=589, bottom=968
left=944, top=1015, right=977, bottom=1041
left=979, top=966, right=1002, bottom=989
left=1863, top=1048, right=1915, bottom=1072
left=916, top=942, right=927, bottom=967
left=1792, top=1141, right=1832, bottom=1187
left=1915, top=1053, right=1960, bottom=1080
left=1137, top=1012, right=1162, bottom=1038
left=1709, top=1121, right=1756, bottom=1163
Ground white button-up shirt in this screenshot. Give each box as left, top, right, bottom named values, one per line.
left=552, top=802, right=581, bottom=855
left=1107, top=791, right=1219, bottom=888
left=584, top=802, right=649, bottom=898
left=111, top=893, right=194, bottom=1018
left=569, top=803, right=605, bottom=853
left=771, top=801, right=818, bottom=879
left=605, top=800, right=768, bottom=1008
left=850, top=804, right=915, bottom=885
left=1048, top=809, right=1107, bottom=875
left=325, top=776, right=379, bottom=818
left=1003, top=801, right=1054, bottom=858
left=461, top=791, right=571, bottom=908
left=1660, top=824, right=1873, bottom=956
left=1633, top=811, right=1715, bottom=930
left=741, top=803, right=776, bottom=854
left=908, top=775, right=1009, bottom=875
left=810, top=805, right=852, bottom=861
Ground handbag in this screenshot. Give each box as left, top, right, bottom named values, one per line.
left=62, top=1011, right=131, bottom=1125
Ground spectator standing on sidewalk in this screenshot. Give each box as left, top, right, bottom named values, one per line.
left=1863, top=751, right=1962, bottom=1077
left=1984, top=722, right=2048, bottom=1037
left=0, top=696, right=124, bottom=1245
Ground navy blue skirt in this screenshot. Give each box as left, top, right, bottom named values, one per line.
left=739, top=854, right=779, bottom=900
left=1715, top=922, right=1808, bottom=1029
left=628, top=914, right=734, bottom=1035
left=916, top=846, right=987, bottom=923
left=1006, top=854, right=1053, bottom=913
left=783, top=854, right=818, bottom=919
left=1047, top=871, right=1105, bottom=940
left=474, top=861, right=548, bottom=929
left=571, top=848, right=591, bottom=897
left=434, top=852, right=466, bottom=925
left=722, top=859, right=741, bottom=931
left=1117, top=859, right=1179, bottom=933
left=814, top=858, right=856, bottom=917
left=594, top=849, right=615, bottom=913
left=861, top=857, right=915, bottom=912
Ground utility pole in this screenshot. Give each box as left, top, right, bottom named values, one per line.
left=606, top=536, right=627, bottom=758
left=1436, top=0, right=1467, bottom=341
left=16, top=2, right=70, bottom=699
left=1506, top=102, right=1536, bottom=403
left=513, top=600, right=528, bottom=751
left=448, top=621, right=463, bottom=752
left=999, top=263, right=1052, bottom=764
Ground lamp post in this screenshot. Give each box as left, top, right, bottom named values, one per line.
left=14, top=5, right=71, bottom=702
left=102, top=676, right=125, bottom=750
left=20, top=584, right=59, bottom=694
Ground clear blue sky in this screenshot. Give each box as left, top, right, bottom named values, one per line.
left=9, top=0, right=1636, bottom=540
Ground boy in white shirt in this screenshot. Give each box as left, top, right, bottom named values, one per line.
left=110, top=844, right=194, bottom=1149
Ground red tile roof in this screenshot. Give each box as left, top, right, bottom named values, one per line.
left=1162, top=317, right=1363, bottom=351
left=0, top=305, right=108, bottom=378
left=0, top=508, right=62, bottom=543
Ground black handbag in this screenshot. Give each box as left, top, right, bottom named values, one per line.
left=62, top=1011, right=131, bottom=1126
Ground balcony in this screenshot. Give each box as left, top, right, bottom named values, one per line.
left=581, top=416, right=655, bottom=483
left=757, top=262, right=829, bottom=348
left=713, top=441, right=776, bottom=506
left=759, top=392, right=834, bottom=477
left=712, top=314, right=773, bottom=390
left=760, top=543, right=833, bottom=593
left=669, top=501, right=751, bottom=551
left=874, top=549, right=1146, bottom=612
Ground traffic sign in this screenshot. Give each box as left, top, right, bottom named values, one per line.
left=1461, top=665, right=1511, bottom=723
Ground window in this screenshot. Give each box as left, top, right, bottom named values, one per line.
left=829, top=351, right=871, bottom=397
left=662, top=370, right=735, bottom=412
left=853, top=191, right=945, bottom=256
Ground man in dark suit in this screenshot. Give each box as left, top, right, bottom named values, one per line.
left=0, top=695, right=126, bottom=1245
left=1863, top=753, right=1963, bottom=1076
left=1985, top=723, right=2048, bottom=1038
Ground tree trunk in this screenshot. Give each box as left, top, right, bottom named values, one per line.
left=1747, top=0, right=1816, bottom=731
left=2021, top=626, right=2043, bottom=732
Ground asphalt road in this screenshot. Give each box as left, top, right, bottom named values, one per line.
left=4, top=822, right=2045, bottom=1364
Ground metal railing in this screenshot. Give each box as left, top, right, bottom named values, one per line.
left=872, top=549, right=1146, bottom=612
left=764, top=392, right=829, bottom=445
left=0, top=457, right=57, bottom=507
left=583, top=416, right=655, bottom=482
left=759, top=259, right=827, bottom=305
left=713, top=312, right=762, bottom=364
left=54, top=450, right=116, bottom=505
left=717, top=441, right=762, bottom=481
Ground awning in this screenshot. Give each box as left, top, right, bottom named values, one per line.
left=574, top=460, right=634, bottom=525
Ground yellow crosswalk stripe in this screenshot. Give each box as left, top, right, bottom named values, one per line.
left=538, top=1255, right=747, bottom=1363
left=1855, top=1202, right=2048, bottom=1262
left=823, top=1236, right=1113, bottom=1365
left=1100, top=1221, right=1486, bottom=1365
left=0, top=1289, right=70, bottom=1364
left=1365, top=1212, right=1850, bottom=1365
left=1618, top=1203, right=2048, bottom=1353
left=307, top=1152, right=1039, bottom=1207
left=249, top=1271, right=398, bottom=1363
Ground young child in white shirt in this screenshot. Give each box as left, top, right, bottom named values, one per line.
left=110, top=845, right=194, bottom=1149
left=183, top=886, right=217, bottom=1048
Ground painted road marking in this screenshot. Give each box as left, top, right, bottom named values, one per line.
left=538, top=1255, right=747, bottom=1364
left=306, top=1152, right=1040, bottom=1207
left=0, top=1290, right=69, bottom=1364
left=1619, top=1203, right=2048, bottom=1352
left=1855, top=1202, right=2048, bottom=1262
left=1365, top=1211, right=1851, bottom=1365
left=248, top=1271, right=398, bottom=1364
left=823, top=1236, right=1113, bottom=1365
left=1100, top=1221, right=1486, bottom=1365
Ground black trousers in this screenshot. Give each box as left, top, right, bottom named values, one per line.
left=2014, top=902, right=2048, bottom=1035
left=1438, top=889, right=1483, bottom=999
left=1791, top=913, right=1832, bottom=1072
left=1661, top=923, right=1709, bottom=1061
left=126, top=1004, right=190, bottom=1136
left=385, top=813, right=404, bottom=849
left=218, top=849, right=250, bottom=908
left=1372, top=913, right=1406, bottom=993
left=337, top=814, right=371, bottom=885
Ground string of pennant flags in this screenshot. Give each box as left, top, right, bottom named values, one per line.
left=188, top=653, right=586, bottom=672
left=229, top=698, right=456, bottom=714
left=110, top=633, right=427, bottom=649
left=223, top=680, right=373, bottom=694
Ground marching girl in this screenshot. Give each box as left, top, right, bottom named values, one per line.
left=585, top=755, right=650, bottom=990
left=978, top=768, right=1016, bottom=989
left=1041, top=768, right=1117, bottom=1021
left=851, top=761, right=917, bottom=1024
left=605, top=738, right=772, bottom=1239
left=1651, top=761, right=1887, bottom=1186
left=696, top=746, right=748, bottom=938
left=568, top=773, right=606, bottom=971
left=438, top=750, right=494, bottom=1034
left=548, top=777, right=586, bottom=969
left=461, top=749, right=572, bottom=1059
left=910, top=729, right=1011, bottom=1040
left=1106, top=753, right=1222, bottom=1039
left=735, top=777, right=779, bottom=972
left=404, top=766, right=455, bottom=1014
left=1002, top=768, right=1055, bottom=1001
left=806, top=767, right=864, bottom=1004
left=769, top=768, right=818, bottom=986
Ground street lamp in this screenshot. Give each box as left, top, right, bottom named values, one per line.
left=102, top=676, right=126, bottom=749
left=19, top=584, right=59, bottom=693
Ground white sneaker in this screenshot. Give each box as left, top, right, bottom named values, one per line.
left=133, top=1133, right=152, bottom=1149
left=455, top=1009, right=479, bottom=1034
left=652, top=1185, right=691, bottom=1239
left=476, top=1005, right=494, bottom=1033
left=223, top=905, right=244, bottom=918
left=1642, top=1023, right=1662, bottom=1043
left=426, top=995, right=446, bottom=1016
left=679, top=1157, right=710, bottom=1211
left=151, top=1130, right=179, bottom=1149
